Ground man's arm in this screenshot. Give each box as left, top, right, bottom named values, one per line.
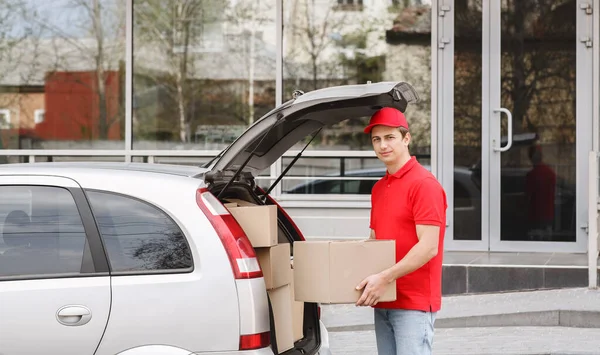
left=379, top=225, right=439, bottom=282
left=355, top=225, right=439, bottom=307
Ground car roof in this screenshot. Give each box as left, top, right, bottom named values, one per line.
left=0, top=162, right=209, bottom=178
left=0, top=162, right=210, bottom=202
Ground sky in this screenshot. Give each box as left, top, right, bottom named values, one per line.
left=3, top=0, right=121, bottom=39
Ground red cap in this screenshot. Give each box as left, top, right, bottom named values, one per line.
left=363, top=107, right=408, bottom=134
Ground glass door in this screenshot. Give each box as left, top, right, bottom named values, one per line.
left=451, top=0, right=485, bottom=248
left=487, top=0, right=591, bottom=252
left=448, top=0, right=592, bottom=252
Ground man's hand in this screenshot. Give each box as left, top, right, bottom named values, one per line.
left=355, top=273, right=389, bottom=307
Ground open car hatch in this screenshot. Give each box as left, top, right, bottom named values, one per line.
left=204, top=81, right=420, bottom=183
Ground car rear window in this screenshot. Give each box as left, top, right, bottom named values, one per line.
left=0, top=186, right=89, bottom=279
left=86, top=191, right=193, bottom=273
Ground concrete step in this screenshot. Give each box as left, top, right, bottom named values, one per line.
left=442, top=264, right=598, bottom=295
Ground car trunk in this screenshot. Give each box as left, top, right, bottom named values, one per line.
left=209, top=180, right=321, bottom=355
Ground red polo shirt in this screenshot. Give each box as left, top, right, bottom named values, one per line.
left=370, top=157, right=447, bottom=312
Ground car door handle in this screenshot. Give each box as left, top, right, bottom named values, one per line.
left=56, top=305, right=92, bottom=326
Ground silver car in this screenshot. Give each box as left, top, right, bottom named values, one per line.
left=0, top=81, right=418, bottom=355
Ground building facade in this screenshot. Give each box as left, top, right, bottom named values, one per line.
left=0, top=0, right=598, bottom=254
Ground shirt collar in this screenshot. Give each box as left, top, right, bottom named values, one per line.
left=385, top=156, right=418, bottom=180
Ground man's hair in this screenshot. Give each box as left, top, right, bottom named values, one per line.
left=398, top=127, right=409, bottom=138
left=370, top=127, right=409, bottom=139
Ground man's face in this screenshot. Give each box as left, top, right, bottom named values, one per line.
left=370, top=125, right=410, bottom=164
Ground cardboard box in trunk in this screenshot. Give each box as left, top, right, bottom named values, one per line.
left=268, top=284, right=294, bottom=353
left=289, top=269, right=304, bottom=342
left=225, top=198, right=256, bottom=207
left=225, top=203, right=278, bottom=247
left=255, top=243, right=292, bottom=290
left=293, top=240, right=397, bottom=304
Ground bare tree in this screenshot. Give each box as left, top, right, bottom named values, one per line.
left=135, top=0, right=221, bottom=143
left=284, top=0, right=384, bottom=94
left=285, top=0, right=350, bottom=91
left=224, top=0, right=276, bottom=126
left=0, top=0, right=45, bottom=127
left=33, top=0, right=126, bottom=141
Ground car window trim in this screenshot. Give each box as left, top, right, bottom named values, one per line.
left=70, top=188, right=110, bottom=274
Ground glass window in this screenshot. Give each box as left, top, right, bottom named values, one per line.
left=0, top=186, right=88, bottom=278
left=0, top=0, right=126, bottom=150
left=283, top=0, right=431, bottom=152
left=454, top=181, right=473, bottom=208
left=87, top=191, right=193, bottom=272
left=133, top=0, right=276, bottom=150
left=280, top=155, right=431, bottom=195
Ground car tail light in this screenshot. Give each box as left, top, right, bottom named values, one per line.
left=318, top=305, right=321, bottom=319
left=239, top=331, right=270, bottom=350
left=258, top=187, right=306, bottom=241
left=196, top=188, right=263, bottom=279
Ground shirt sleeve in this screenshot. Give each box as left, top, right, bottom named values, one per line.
left=411, top=177, right=447, bottom=227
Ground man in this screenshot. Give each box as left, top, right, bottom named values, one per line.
left=355, top=107, right=447, bottom=355
left=525, top=144, right=556, bottom=236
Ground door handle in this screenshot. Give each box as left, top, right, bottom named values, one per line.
left=56, top=305, right=92, bottom=326
left=493, top=108, right=513, bottom=152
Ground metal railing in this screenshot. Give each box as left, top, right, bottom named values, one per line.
left=0, top=149, right=391, bottom=201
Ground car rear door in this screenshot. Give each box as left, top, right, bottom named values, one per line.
left=0, top=175, right=111, bottom=355
left=205, top=81, right=419, bottom=178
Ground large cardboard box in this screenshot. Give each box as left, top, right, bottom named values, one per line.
left=289, top=269, right=304, bottom=342
left=268, top=284, right=294, bottom=353
left=293, top=240, right=397, bottom=304
left=255, top=243, right=292, bottom=290
left=226, top=203, right=278, bottom=247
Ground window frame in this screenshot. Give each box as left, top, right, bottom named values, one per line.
left=34, top=109, right=45, bottom=124
left=0, top=109, right=11, bottom=129
left=0, top=183, right=110, bottom=282
left=84, top=189, right=194, bottom=276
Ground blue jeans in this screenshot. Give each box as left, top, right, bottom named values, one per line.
left=374, top=308, right=437, bottom=355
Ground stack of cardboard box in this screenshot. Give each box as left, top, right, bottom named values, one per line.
left=225, top=198, right=397, bottom=352
left=225, top=199, right=303, bottom=354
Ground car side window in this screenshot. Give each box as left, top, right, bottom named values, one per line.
left=0, top=186, right=89, bottom=278
left=86, top=191, right=193, bottom=273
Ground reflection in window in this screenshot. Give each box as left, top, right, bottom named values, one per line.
left=283, top=0, right=431, bottom=152
left=281, top=156, right=431, bottom=195
left=454, top=181, right=473, bottom=208
left=0, top=186, right=88, bottom=278
left=133, top=0, right=276, bottom=149
left=0, top=0, right=125, bottom=150
left=87, top=191, right=192, bottom=272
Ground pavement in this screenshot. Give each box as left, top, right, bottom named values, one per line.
left=321, top=288, right=600, bottom=354
left=328, top=327, right=600, bottom=355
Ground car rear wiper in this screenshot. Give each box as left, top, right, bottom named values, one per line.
left=262, top=127, right=322, bottom=199
left=216, top=117, right=281, bottom=200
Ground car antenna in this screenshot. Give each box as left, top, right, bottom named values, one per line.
left=216, top=117, right=281, bottom=200
left=262, top=127, right=322, bottom=199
